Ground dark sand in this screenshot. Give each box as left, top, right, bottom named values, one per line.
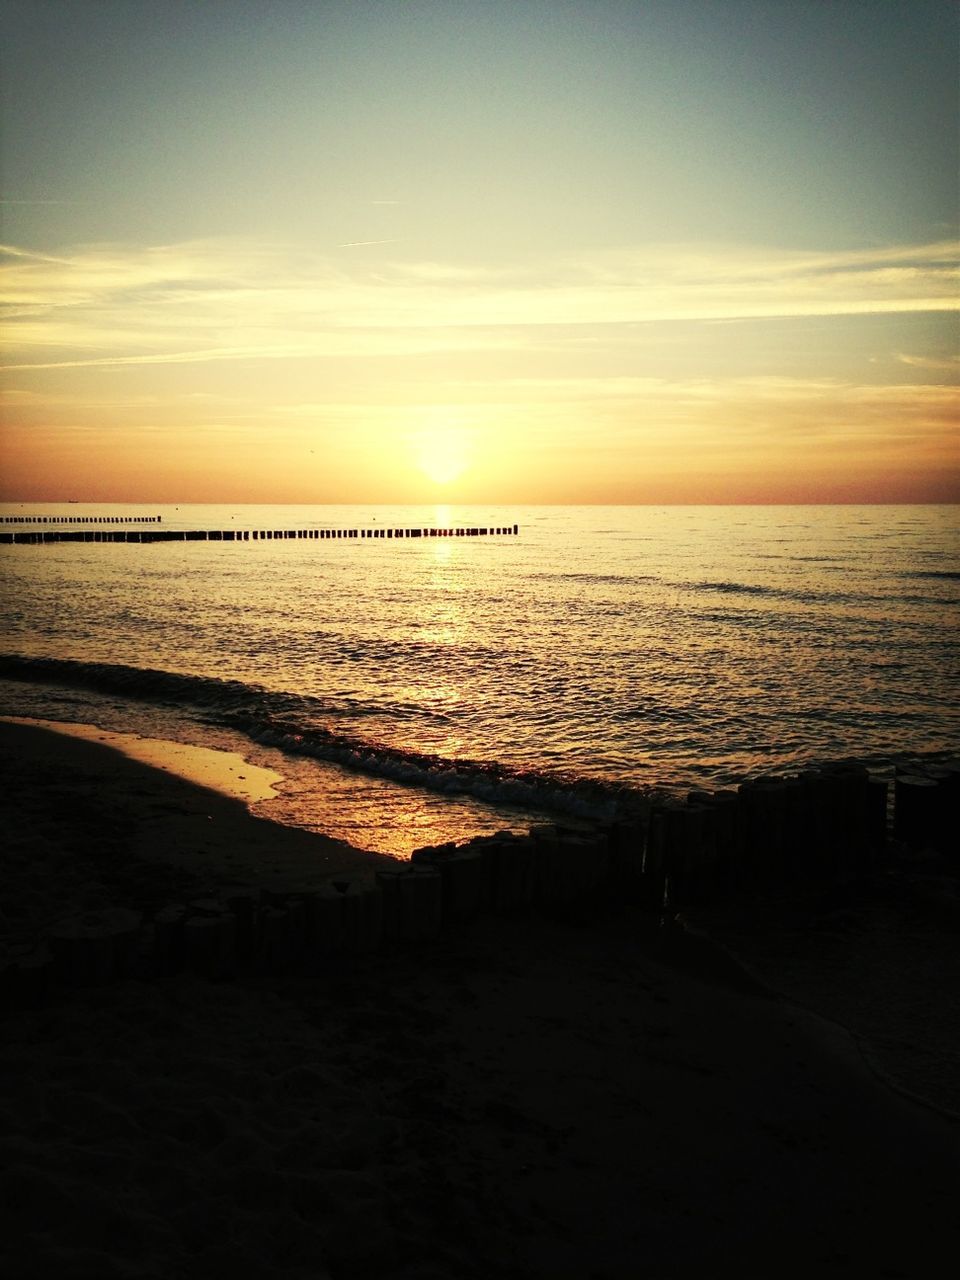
left=1, top=721, right=958, bottom=1278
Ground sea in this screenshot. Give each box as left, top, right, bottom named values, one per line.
left=1, top=503, right=957, bottom=856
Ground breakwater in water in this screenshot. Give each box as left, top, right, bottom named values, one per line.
left=3, top=756, right=956, bottom=1006
left=1, top=515, right=162, bottom=525
left=1, top=523, right=519, bottom=545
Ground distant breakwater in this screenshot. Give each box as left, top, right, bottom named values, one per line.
left=1, top=523, right=519, bottom=545
left=1, top=515, right=162, bottom=524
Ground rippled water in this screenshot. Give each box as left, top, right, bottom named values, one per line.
left=2, top=503, right=957, bottom=854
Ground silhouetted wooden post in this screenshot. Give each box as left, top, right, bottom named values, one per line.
left=867, top=776, right=890, bottom=856
left=401, top=866, right=443, bottom=939
left=438, top=848, right=484, bottom=923
left=894, top=774, right=939, bottom=851
left=153, top=905, right=188, bottom=975
left=641, top=806, right=671, bottom=913
left=184, top=906, right=236, bottom=977
left=375, top=869, right=403, bottom=939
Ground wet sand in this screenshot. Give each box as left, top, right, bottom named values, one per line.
left=1, top=720, right=958, bottom=1278
left=3, top=716, right=286, bottom=803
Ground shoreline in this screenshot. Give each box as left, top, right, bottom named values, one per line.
left=5, top=647, right=958, bottom=811
left=1, top=715, right=285, bottom=804
left=0, top=720, right=396, bottom=942
left=2, top=718, right=959, bottom=1275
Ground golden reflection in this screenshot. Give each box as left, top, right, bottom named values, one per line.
left=422, top=544, right=467, bottom=641
left=263, top=761, right=528, bottom=859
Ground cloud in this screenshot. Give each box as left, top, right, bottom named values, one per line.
left=0, top=243, right=75, bottom=265
left=896, top=352, right=960, bottom=373
left=1, top=236, right=956, bottom=371
left=337, top=238, right=405, bottom=247
left=1, top=347, right=286, bottom=371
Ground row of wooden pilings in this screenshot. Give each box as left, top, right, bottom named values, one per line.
left=0, top=525, right=519, bottom=545
left=1, top=515, right=162, bottom=524
left=2, top=760, right=955, bottom=1008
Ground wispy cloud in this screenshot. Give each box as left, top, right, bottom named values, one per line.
left=896, top=352, right=960, bottom=372
left=336, top=238, right=405, bottom=248
left=0, top=242, right=75, bottom=265
left=1, top=236, right=956, bottom=372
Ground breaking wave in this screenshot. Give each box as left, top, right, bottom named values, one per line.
left=0, top=654, right=632, bottom=819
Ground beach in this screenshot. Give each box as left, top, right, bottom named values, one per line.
left=2, top=719, right=958, bottom=1278
left=4, top=0, right=959, bottom=1268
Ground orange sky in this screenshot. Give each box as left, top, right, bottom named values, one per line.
left=1, top=2, right=957, bottom=504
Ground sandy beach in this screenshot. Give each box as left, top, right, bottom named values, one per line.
left=2, top=720, right=958, bottom=1278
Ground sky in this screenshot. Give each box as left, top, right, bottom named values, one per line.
left=1, top=0, right=957, bottom=504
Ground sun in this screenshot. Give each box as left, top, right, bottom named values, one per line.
left=414, top=427, right=471, bottom=487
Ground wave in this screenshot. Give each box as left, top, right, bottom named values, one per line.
left=236, top=718, right=627, bottom=819
left=690, top=579, right=958, bottom=608
left=0, top=654, right=272, bottom=711
left=695, top=580, right=772, bottom=596
left=509, top=571, right=955, bottom=607
left=0, top=654, right=448, bottom=723
left=0, top=653, right=631, bottom=819
left=530, top=571, right=653, bottom=586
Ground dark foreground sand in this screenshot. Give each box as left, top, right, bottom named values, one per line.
left=1, top=721, right=958, bottom=1279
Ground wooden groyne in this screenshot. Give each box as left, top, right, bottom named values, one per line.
left=0, top=524, right=519, bottom=545
left=1, top=515, right=162, bottom=524
left=2, top=759, right=956, bottom=1003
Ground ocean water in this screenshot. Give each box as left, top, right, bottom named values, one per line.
left=1, top=503, right=957, bottom=855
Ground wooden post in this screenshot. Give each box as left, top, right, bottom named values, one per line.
left=183, top=908, right=236, bottom=978
left=602, top=815, right=646, bottom=897
left=399, top=866, right=443, bottom=939
left=438, top=848, right=485, bottom=924
left=257, top=906, right=294, bottom=973
left=359, top=882, right=384, bottom=950
left=733, top=775, right=798, bottom=883
left=152, top=904, right=188, bottom=975
left=933, top=762, right=960, bottom=859
left=867, top=776, right=890, bottom=856
left=688, top=790, right=739, bottom=892
left=45, top=908, right=142, bottom=986
left=225, top=889, right=259, bottom=967
left=641, top=807, right=670, bottom=914
left=314, top=884, right=345, bottom=953
left=894, top=774, right=939, bottom=851
left=463, top=834, right=512, bottom=912
left=654, top=802, right=705, bottom=907
left=375, top=869, right=404, bottom=939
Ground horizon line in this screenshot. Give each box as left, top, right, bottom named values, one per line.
left=1, top=499, right=957, bottom=508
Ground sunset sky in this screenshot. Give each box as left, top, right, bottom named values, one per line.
left=1, top=0, right=957, bottom=504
